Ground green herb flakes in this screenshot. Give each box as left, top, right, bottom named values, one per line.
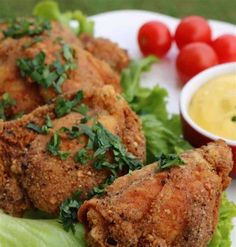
left=58, top=120, right=142, bottom=197
left=155, top=153, right=185, bottom=172
left=27, top=115, right=52, bottom=134
left=60, top=125, right=80, bottom=139
left=231, top=115, right=236, bottom=122
left=88, top=175, right=116, bottom=198
left=0, top=93, right=16, bottom=120
left=23, top=36, right=43, bottom=49
left=27, top=122, right=44, bottom=133
left=10, top=111, right=25, bottom=120
left=77, top=122, right=143, bottom=197
left=55, top=91, right=83, bottom=117
left=80, top=115, right=91, bottom=124
left=59, top=191, right=83, bottom=233
left=73, top=104, right=88, bottom=116
left=2, top=18, right=51, bottom=39
left=17, top=42, right=76, bottom=94
left=47, top=132, right=70, bottom=160
left=74, top=148, right=90, bottom=164
left=62, top=44, right=77, bottom=70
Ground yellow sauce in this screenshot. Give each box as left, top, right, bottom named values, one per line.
left=189, top=73, right=236, bottom=141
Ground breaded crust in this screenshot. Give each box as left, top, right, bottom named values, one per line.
left=79, top=34, right=130, bottom=73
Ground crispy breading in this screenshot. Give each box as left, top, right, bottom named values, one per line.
left=0, top=21, right=121, bottom=118
left=78, top=140, right=233, bottom=247
left=0, top=86, right=145, bottom=216
left=79, top=34, right=130, bottom=73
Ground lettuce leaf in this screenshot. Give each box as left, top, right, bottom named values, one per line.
left=0, top=211, right=87, bottom=247
left=121, top=56, right=191, bottom=163
left=209, top=194, right=236, bottom=247
left=141, top=114, right=191, bottom=163
left=33, top=0, right=94, bottom=35
left=121, top=55, right=157, bottom=103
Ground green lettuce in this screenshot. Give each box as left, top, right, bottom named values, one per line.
left=209, top=194, right=236, bottom=247
left=121, top=56, right=191, bottom=163
left=0, top=211, right=86, bottom=247
left=141, top=114, right=191, bottom=163
left=121, top=55, right=157, bottom=103
left=33, top=0, right=94, bottom=35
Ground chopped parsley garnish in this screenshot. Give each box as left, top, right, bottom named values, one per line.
left=55, top=91, right=83, bottom=117
left=231, top=116, right=236, bottom=122
left=88, top=175, right=116, bottom=198
left=62, top=44, right=77, bottom=70
left=27, top=122, right=43, bottom=133
left=59, top=191, right=83, bottom=233
left=0, top=93, right=16, bottom=120
left=91, top=122, right=142, bottom=171
left=23, top=36, right=43, bottom=49
left=74, top=148, right=90, bottom=164
left=73, top=103, right=88, bottom=116
left=155, top=153, right=185, bottom=172
left=10, top=111, right=24, bottom=120
left=86, top=122, right=143, bottom=196
left=80, top=115, right=91, bottom=124
left=69, top=122, right=142, bottom=197
left=59, top=120, right=143, bottom=197
left=2, top=18, right=51, bottom=39
left=16, top=42, right=77, bottom=94
left=27, top=115, right=52, bottom=134
left=47, top=132, right=70, bottom=160
left=60, top=125, right=80, bottom=139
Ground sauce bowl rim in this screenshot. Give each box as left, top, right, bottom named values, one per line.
left=180, top=62, right=236, bottom=146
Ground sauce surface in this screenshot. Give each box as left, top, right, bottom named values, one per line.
left=189, top=73, right=236, bottom=141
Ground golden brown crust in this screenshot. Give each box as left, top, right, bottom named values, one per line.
left=0, top=86, right=145, bottom=216
left=78, top=140, right=233, bottom=247
left=79, top=34, right=130, bottom=73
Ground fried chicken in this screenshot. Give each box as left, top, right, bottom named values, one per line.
left=0, top=86, right=145, bottom=216
left=79, top=34, right=130, bottom=73
left=78, top=140, right=233, bottom=247
left=0, top=20, right=122, bottom=118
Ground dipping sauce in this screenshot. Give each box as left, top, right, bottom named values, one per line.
left=189, top=73, right=236, bottom=140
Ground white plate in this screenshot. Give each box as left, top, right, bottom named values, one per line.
left=91, top=10, right=236, bottom=245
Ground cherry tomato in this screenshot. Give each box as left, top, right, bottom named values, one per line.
left=176, top=42, right=218, bottom=84
left=211, top=34, right=236, bottom=63
left=175, top=16, right=212, bottom=49
left=138, top=21, right=172, bottom=58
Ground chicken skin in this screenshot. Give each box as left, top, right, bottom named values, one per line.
left=79, top=34, right=130, bottom=73
left=0, top=19, right=121, bottom=119
left=0, top=85, right=145, bottom=216
left=78, top=140, right=233, bottom=247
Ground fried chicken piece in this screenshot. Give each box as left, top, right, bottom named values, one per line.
left=0, top=86, right=145, bottom=216
left=79, top=34, right=130, bottom=73
left=78, top=140, right=233, bottom=247
left=0, top=20, right=120, bottom=118
left=0, top=141, right=31, bottom=216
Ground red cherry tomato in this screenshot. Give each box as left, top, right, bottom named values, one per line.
left=175, top=16, right=212, bottom=49
left=211, top=34, right=236, bottom=63
left=138, top=21, right=172, bottom=58
left=176, top=42, right=218, bottom=84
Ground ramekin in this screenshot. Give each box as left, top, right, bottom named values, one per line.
left=180, top=62, right=236, bottom=177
